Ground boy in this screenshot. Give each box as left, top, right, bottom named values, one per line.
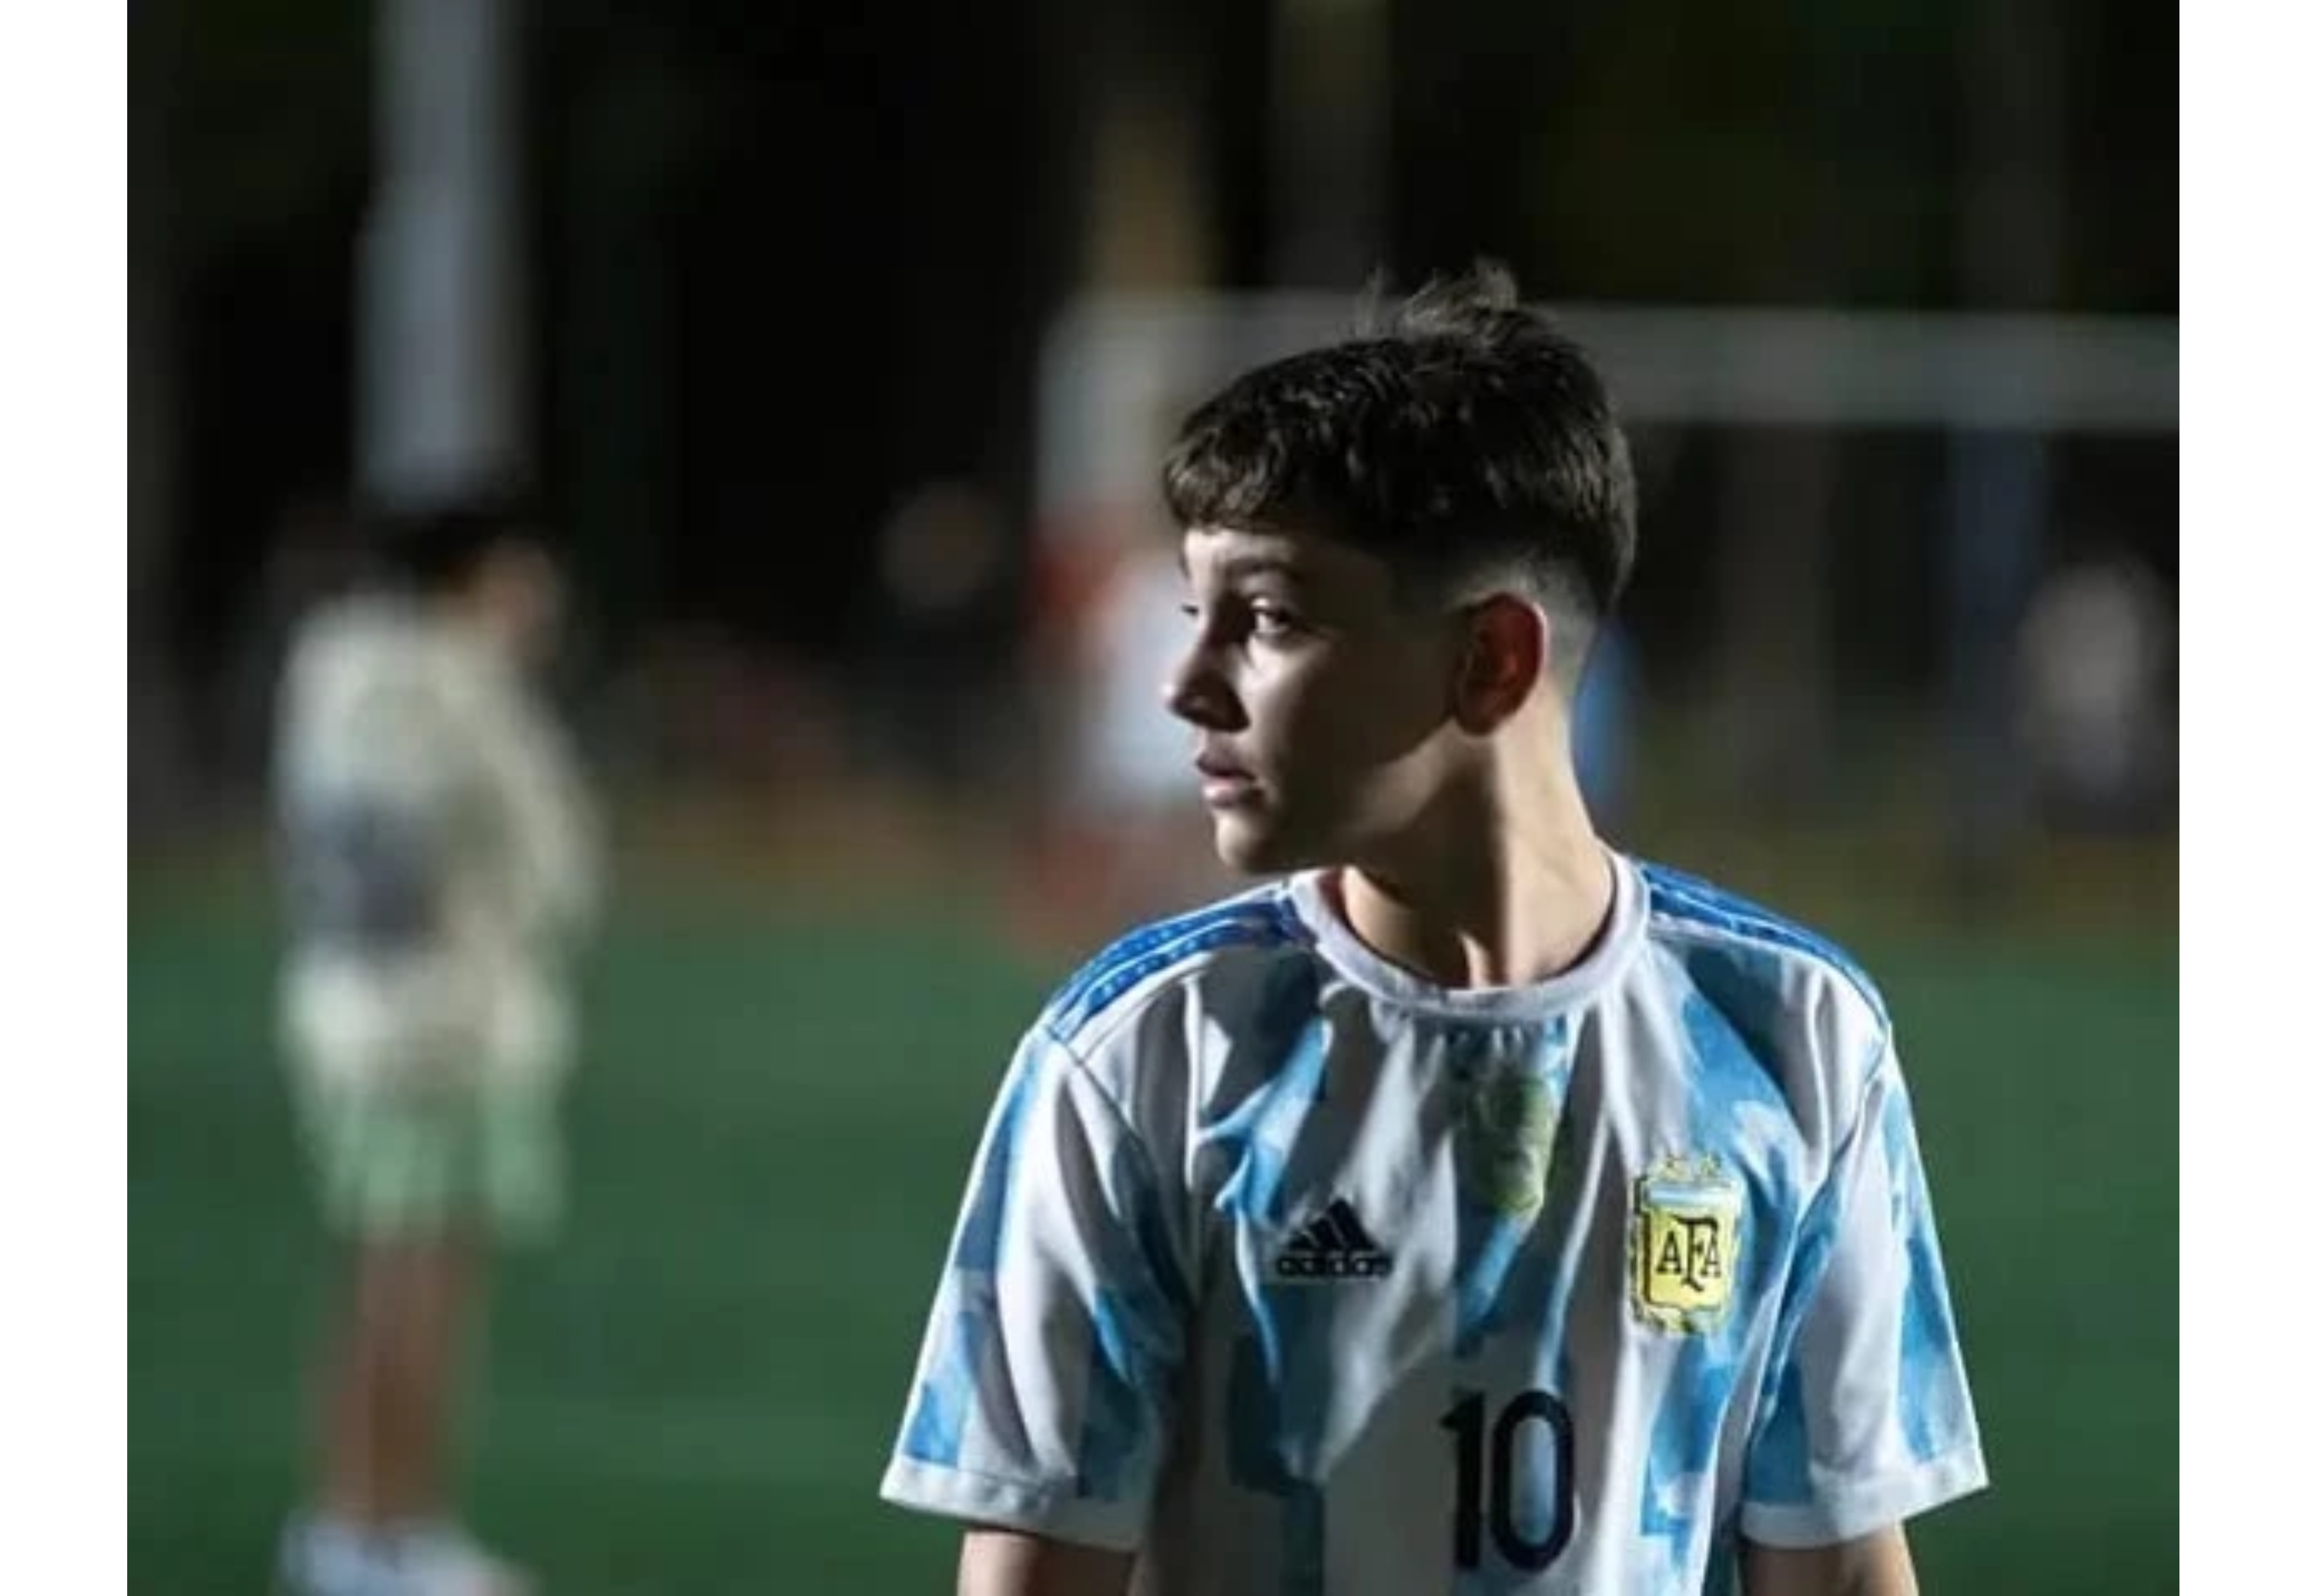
left=271, top=496, right=603, bottom=1596
left=880, top=265, right=1987, bottom=1595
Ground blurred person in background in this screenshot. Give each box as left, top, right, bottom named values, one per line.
left=882, top=265, right=1984, bottom=1595
left=270, top=496, right=603, bottom=1596
left=868, top=478, right=1015, bottom=799
left=2016, top=551, right=2176, bottom=832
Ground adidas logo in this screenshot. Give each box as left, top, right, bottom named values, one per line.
left=1275, top=1198, right=1394, bottom=1280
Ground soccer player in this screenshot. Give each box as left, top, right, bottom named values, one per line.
left=271, top=497, right=603, bottom=1596
left=880, top=265, right=1986, bottom=1594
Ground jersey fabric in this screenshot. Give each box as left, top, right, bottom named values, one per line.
left=880, top=851, right=1986, bottom=1594
left=273, top=594, right=602, bottom=1095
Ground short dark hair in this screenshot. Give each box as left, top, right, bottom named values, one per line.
left=1161, top=261, right=1637, bottom=673
left=368, top=488, right=543, bottom=596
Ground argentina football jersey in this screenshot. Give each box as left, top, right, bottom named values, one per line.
left=882, top=851, right=1987, bottom=1593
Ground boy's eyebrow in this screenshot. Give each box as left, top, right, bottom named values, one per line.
left=1178, top=549, right=1315, bottom=586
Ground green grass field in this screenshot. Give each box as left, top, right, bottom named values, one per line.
left=129, top=876, right=2175, bottom=1595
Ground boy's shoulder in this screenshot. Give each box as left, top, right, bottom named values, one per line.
left=1032, top=881, right=1311, bottom=1056
left=1633, top=855, right=1890, bottom=1035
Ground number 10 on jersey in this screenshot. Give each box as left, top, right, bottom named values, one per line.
left=1443, top=1388, right=1576, bottom=1573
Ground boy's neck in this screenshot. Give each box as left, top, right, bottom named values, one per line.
left=1336, top=765, right=1615, bottom=992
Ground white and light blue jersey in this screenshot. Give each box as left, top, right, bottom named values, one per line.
left=881, top=852, right=1986, bottom=1594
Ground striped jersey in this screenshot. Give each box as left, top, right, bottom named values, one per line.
left=881, top=851, right=1987, bottom=1593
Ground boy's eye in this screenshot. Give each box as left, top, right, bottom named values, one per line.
left=1250, top=601, right=1304, bottom=637
left=1178, top=593, right=1309, bottom=640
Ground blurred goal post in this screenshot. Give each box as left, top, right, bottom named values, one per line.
left=1032, top=293, right=2177, bottom=550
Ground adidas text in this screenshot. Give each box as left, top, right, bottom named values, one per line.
left=1276, top=1251, right=1394, bottom=1279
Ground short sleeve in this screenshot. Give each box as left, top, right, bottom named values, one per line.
left=1740, top=1035, right=1989, bottom=1547
left=880, top=1027, right=1193, bottom=1551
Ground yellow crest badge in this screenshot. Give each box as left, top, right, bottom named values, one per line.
left=1631, top=1156, right=1743, bottom=1334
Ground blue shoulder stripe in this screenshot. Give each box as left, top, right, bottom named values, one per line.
left=1639, top=860, right=1886, bottom=1026
left=1044, top=891, right=1304, bottom=1045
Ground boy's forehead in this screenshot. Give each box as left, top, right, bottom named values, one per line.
left=1179, top=524, right=1373, bottom=583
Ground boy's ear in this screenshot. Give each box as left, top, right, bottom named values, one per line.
left=1452, top=595, right=1547, bottom=732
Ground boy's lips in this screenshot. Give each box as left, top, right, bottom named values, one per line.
left=1195, top=750, right=1260, bottom=805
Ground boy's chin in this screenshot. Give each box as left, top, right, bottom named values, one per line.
left=1210, top=813, right=1320, bottom=877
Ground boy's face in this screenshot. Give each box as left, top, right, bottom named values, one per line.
left=472, top=540, right=567, bottom=669
left=1168, top=523, right=1463, bottom=875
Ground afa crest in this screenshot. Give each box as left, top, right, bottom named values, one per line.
left=1631, top=1155, right=1743, bottom=1334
